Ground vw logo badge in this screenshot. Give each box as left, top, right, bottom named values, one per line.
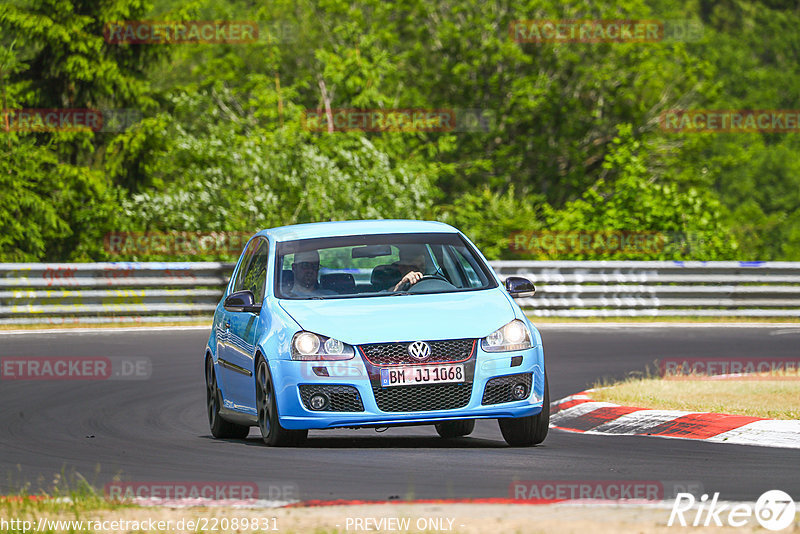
left=408, top=341, right=431, bottom=361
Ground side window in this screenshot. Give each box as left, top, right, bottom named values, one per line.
left=232, top=238, right=259, bottom=293
left=241, top=239, right=269, bottom=304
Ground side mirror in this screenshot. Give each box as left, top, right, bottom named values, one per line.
left=504, top=276, right=536, bottom=298
left=224, top=290, right=261, bottom=314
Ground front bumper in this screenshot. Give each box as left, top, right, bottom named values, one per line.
left=271, top=345, right=546, bottom=430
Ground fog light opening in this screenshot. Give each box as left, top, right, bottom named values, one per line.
left=511, top=383, right=528, bottom=400
left=309, top=393, right=329, bottom=410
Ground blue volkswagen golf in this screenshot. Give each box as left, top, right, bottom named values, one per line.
left=204, top=220, right=548, bottom=446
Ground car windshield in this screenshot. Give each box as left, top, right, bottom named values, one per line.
left=274, top=232, right=497, bottom=299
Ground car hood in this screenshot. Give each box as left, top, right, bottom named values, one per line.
left=278, top=289, right=515, bottom=345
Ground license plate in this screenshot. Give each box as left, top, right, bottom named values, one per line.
left=380, top=364, right=465, bottom=387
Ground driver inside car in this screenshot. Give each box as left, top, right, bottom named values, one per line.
left=290, top=250, right=336, bottom=296
left=391, top=246, right=429, bottom=292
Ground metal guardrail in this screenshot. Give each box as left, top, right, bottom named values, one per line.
left=0, top=263, right=231, bottom=325
left=493, top=261, right=800, bottom=317
left=1, top=261, right=799, bottom=324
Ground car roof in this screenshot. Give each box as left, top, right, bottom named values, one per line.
left=258, top=220, right=459, bottom=242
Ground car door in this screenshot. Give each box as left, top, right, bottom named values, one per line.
left=217, top=238, right=259, bottom=410
left=222, top=237, right=269, bottom=411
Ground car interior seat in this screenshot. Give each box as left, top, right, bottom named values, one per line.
left=320, top=273, right=356, bottom=294
left=370, top=264, right=402, bottom=291
left=280, top=269, right=294, bottom=292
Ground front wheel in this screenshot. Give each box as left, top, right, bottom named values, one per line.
left=206, top=357, right=250, bottom=439
left=255, top=358, right=307, bottom=447
left=435, top=419, right=475, bottom=438
left=498, top=373, right=549, bottom=447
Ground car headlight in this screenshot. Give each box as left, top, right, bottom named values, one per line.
left=480, top=320, right=532, bottom=352
left=291, top=331, right=355, bottom=360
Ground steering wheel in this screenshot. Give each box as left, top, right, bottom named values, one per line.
left=399, top=274, right=453, bottom=292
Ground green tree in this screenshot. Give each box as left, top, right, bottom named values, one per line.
left=107, top=88, right=441, bottom=260
left=544, top=124, right=737, bottom=260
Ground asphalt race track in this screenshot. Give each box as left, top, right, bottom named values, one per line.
left=1, top=325, right=798, bottom=501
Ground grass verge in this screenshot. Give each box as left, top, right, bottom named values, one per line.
left=590, top=376, right=800, bottom=419
left=1, top=473, right=130, bottom=532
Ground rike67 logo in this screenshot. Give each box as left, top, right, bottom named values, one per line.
left=669, top=490, right=796, bottom=530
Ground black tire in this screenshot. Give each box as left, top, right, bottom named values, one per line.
left=435, top=419, right=476, bottom=438
left=255, top=357, right=307, bottom=447
left=498, top=373, right=550, bottom=447
left=206, top=356, right=250, bottom=439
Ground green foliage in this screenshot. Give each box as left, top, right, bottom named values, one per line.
left=0, top=0, right=161, bottom=110
left=1, top=0, right=799, bottom=261
left=0, top=0, right=151, bottom=260
left=107, top=89, right=439, bottom=259
left=434, top=187, right=543, bottom=260
left=0, top=136, right=117, bottom=261
left=0, top=139, right=68, bottom=261
left=542, top=124, right=737, bottom=259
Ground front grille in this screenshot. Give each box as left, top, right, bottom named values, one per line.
left=299, top=385, right=364, bottom=412
left=372, top=383, right=472, bottom=412
left=482, top=373, right=533, bottom=405
left=360, top=339, right=475, bottom=366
